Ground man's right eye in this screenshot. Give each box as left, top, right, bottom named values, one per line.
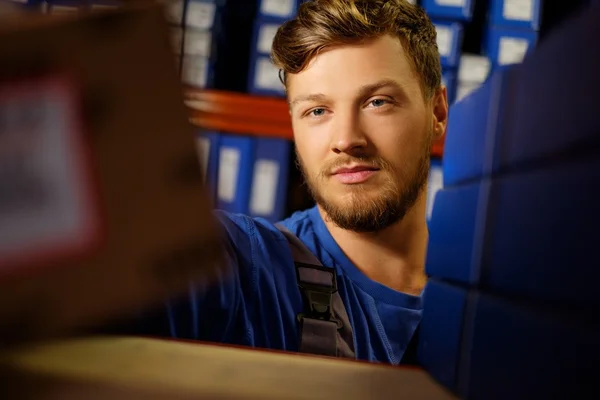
left=309, top=108, right=325, bottom=117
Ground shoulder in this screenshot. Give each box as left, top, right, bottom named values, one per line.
left=213, top=210, right=292, bottom=265
left=277, top=206, right=323, bottom=258
left=214, top=210, right=287, bottom=243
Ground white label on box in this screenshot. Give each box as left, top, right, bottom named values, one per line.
left=170, top=27, right=183, bottom=54
left=458, top=54, right=491, bottom=83
left=498, top=37, right=529, bottom=65
left=181, top=56, right=209, bottom=88
left=159, top=0, right=183, bottom=24
left=186, top=1, right=216, bottom=30
left=218, top=147, right=240, bottom=203
left=184, top=30, right=212, bottom=57
left=249, top=159, right=280, bottom=216
left=426, top=167, right=443, bottom=221
left=0, top=78, right=99, bottom=269
left=503, top=0, right=534, bottom=22
left=435, top=26, right=452, bottom=57
left=456, top=81, right=480, bottom=102
left=435, top=0, right=466, bottom=6
left=257, top=24, right=280, bottom=54
left=196, top=137, right=210, bottom=183
left=260, top=0, right=294, bottom=17
left=255, top=57, right=285, bottom=92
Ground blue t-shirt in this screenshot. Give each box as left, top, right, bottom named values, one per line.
left=123, top=206, right=422, bottom=364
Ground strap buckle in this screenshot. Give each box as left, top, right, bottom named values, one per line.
left=295, top=262, right=342, bottom=329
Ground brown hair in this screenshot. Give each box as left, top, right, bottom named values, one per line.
left=271, top=0, right=441, bottom=98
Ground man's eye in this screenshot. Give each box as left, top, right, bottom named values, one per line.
left=310, top=108, right=326, bottom=117
left=370, top=99, right=388, bottom=107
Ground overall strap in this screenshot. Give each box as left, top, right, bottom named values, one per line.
left=275, top=224, right=355, bottom=359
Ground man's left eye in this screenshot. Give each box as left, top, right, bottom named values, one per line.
left=370, top=99, right=387, bottom=107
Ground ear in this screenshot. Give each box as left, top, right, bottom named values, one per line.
left=431, top=85, right=449, bottom=141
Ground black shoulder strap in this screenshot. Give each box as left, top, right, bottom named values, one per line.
left=275, top=224, right=355, bottom=359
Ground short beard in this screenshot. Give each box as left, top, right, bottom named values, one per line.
left=296, top=143, right=431, bottom=233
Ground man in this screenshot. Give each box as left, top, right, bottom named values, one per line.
left=114, top=0, right=448, bottom=364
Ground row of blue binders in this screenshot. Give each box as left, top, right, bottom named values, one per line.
left=418, top=3, right=600, bottom=398
left=425, top=0, right=541, bottom=104
left=197, top=131, right=292, bottom=222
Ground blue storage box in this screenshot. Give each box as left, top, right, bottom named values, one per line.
left=462, top=292, right=597, bottom=399
left=433, top=21, right=464, bottom=68
left=443, top=4, right=600, bottom=186
left=427, top=155, right=600, bottom=309
left=419, top=282, right=598, bottom=399
left=443, top=66, right=517, bottom=186
left=423, top=0, right=474, bottom=21
left=500, top=3, right=600, bottom=171
left=489, top=0, right=542, bottom=31
left=418, top=279, right=469, bottom=391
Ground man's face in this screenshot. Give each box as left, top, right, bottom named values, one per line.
left=287, top=34, right=445, bottom=233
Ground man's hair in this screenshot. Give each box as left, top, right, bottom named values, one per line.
left=271, top=0, right=442, bottom=98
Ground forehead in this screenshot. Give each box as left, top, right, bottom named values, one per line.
left=286, top=35, right=421, bottom=102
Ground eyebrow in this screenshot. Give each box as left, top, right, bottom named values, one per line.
left=289, top=79, right=406, bottom=108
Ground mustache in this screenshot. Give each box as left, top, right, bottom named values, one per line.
left=320, top=155, right=388, bottom=177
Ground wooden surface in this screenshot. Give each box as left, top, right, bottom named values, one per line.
left=1, top=336, right=457, bottom=399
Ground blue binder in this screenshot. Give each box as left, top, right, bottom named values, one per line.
left=248, top=137, right=291, bottom=222
left=489, top=0, right=542, bottom=31
left=181, top=55, right=216, bottom=89
left=427, top=155, right=600, bottom=309
left=247, top=53, right=286, bottom=96
left=423, top=0, right=474, bottom=21
left=484, top=26, right=538, bottom=67
left=184, top=0, right=220, bottom=30
left=257, top=0, right=298, bottom=22
left=196, top=131, right=221, bottom=203
left=433, top=21, right=464, bottom=68
left=216, top=134, right=255, bottom=214
left=247, top=18, right=286, bottom=96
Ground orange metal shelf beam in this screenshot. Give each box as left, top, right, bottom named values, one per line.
left=185, top=89, right=444, bottom=158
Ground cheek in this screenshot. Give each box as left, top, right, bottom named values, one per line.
left=293, top=125, right=330, bottom=171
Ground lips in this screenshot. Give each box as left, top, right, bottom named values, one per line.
left=331, top=164, right=379, bottom=184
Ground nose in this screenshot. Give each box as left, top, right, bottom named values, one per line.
left=329, top=109, right=368, bottom=154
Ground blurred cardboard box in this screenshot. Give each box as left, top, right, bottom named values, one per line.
left=0, top=336, right=457, bottom=399
left=0, top=3, right=223, bottom=346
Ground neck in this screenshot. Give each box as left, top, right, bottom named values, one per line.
left=319, top=193, right=429, bottom=296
